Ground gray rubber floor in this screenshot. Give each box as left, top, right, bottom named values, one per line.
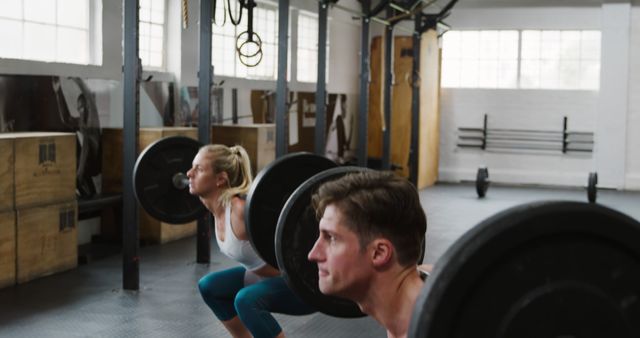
left=0, top=183, right=638, bottom=337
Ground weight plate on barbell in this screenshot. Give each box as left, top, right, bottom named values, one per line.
left=275, top=167, right=427, bottom=318
left=409, top=201, right=640, bottom=338
left=245, top=152, right=337, bottom=269
left=476, top=167, right=490, bottom=198
left=133, top=136, right=207, bottom=224
left=587, top=172, right=598, bottom=203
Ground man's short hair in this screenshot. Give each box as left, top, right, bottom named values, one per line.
left=312, top=171, right=427, bottom=266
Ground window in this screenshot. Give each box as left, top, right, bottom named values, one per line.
left=139, top=0, right=166, bottom=69
left=0, top=0, right=100, bottom=65
left=441, top=30, right=601, bottom=90
left=211, top=1, right=278, bottom=80
left=520, top=30, right=600, bottom=90
left=296, top=11, right=329, bottom=83
left=442, top=30, right=518, bottom=88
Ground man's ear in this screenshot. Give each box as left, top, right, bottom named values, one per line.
left=371, top=239, right=394, bottom=268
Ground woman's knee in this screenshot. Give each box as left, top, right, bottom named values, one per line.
left=234, top=287, right=266, bottom=313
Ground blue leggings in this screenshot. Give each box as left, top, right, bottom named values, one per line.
left=198, top=266, right=316, bottom=338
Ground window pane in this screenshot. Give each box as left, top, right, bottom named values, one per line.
left=478, top=60, right=498, bottom=88
left=441, top=59, right=460, bottom=88
left=580, top=60, right=600, bottom=90
left=460, top=59, right=479, bottom=88
left=149, top=52, right=162, bottom=67
left=520, top=60, right=540, bottom=88
left=0, top=0, right=23, bottom=19
left=442, top=31, right=461, bottom=59
left=540, top=59, right=559, bottom=88
left=521, top=30, right=540, bottom=59
left=560, top=31, right=580, bottom=59
left=151, top=10, right=164, bottom=24
left=0, top=19, right=23, bottom=58
left=24, top=22, right=55, bottom=61
left=497, top=60, right=518, bottom=88
left=24, top=0, right=55, bottom=24
left=478, top=31, right=498, bottom=60
left=540, top=30, right=560, bottom=59
left=499, top=31, right=518, bottom=59
left=58, top=0, right=88, bottom=28
left=57, top=27, right=88, bottom=64
left=460, top=31, right=479, bottom=60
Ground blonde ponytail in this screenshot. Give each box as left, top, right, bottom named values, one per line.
left=199, top=144, right=253, bottom=207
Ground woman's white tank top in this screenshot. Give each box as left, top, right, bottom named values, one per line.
left=215, top=204, right=267, bottom=271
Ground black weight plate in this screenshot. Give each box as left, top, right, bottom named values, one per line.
left=276, top=166, right=368, bottom=317
left=133, top=136, right=207, bottom=224
left=409, top=201, right=640, bottom=338
left=588, top=172, right=598, bottom=203
left=476, top=167, right=489, bottom=198
left=245, top=152, right=337, bottom=269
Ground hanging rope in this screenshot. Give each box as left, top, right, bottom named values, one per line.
left=181, top=0, right=188, bottom=29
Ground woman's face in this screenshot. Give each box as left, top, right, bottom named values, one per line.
left=187, top=151, right=225, bottom=198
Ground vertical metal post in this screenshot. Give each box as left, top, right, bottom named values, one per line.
left=382, top=9, right=394, bottom=170
left=314, top=1, right=328, bottom=155
left=358, top=0, right=371, bottom=168
left=275, top=0, right=290, bottom=158
left=232, top=88, right=238, bottom=124
left=562, top=116, right=568, bottom=153
left=409, top=16, right=421, bottom=185
left=122, top=0, right=140, bottom=291
left=197, top=0, right=213, bottom=264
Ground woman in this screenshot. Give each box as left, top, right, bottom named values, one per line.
left=187, top=144, right=315, bottom=338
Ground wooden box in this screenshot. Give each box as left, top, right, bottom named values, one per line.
left=0, top=136, right=14, bottom=211
left=211, top=124, right=276, bottom=176
left=0, top=210, right=15, bottom=288
left=16, top=201, right=77, bottom=284
left=0, top=132, right=76, bottom=209
left=101, top=127, right=198, bottom=244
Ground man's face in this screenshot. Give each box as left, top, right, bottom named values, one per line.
left=308, top=204, right=372, bottom=300
left=186, top=151, right=217, bottom=198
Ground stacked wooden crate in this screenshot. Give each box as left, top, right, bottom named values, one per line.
left=101, top=127, right=198, bottom=244
left=0, top=132, right=77, bottom=287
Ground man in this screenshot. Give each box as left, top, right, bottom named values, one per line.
left=308, top=171, right=430, bottom=338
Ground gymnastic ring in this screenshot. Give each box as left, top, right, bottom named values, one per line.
left=238, top=48, right=263, bottom=67
left=237, top=38, right=262, bottom=59
left=236, top=30, right=262, bottom=57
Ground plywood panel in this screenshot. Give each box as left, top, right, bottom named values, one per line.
left=0, top=210, right=15, bottom=288
left=418, top=29, right=441, bottom=188
left=0, top=137, right=14, bottom=211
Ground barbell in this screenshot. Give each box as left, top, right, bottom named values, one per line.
left=133, top=136, right=425, bottom=318
left=475, top=167, right=599, bottom=203
left=132, top=136, right=640, bottom=333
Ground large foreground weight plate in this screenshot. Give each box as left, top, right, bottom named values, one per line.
left=587, top=172, right=598, bottom=203
left=245, top=152, right=337, bottom=268
left=409, top=201, right=640, bottom=338
left=275, top=167, right=427, bottom=317
left=476, top=167, right=489, bottom=198
left=133, top=136, right=207, bottom=224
